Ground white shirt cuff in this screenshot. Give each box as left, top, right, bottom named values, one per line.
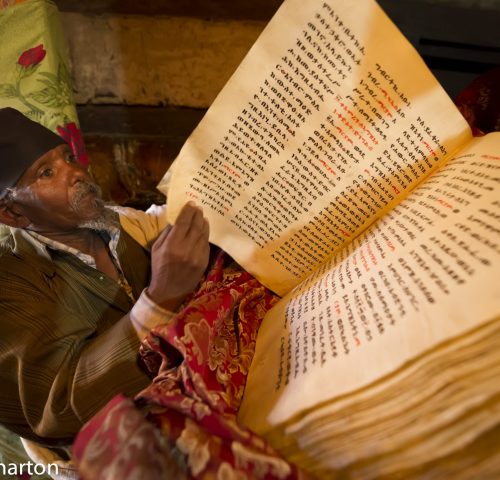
left=129, top=289, right=176, bottom=341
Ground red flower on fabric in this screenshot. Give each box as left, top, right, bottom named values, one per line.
left=18, top=44, right=46, bottom=68
left=57, top=122, right=89, bottom=166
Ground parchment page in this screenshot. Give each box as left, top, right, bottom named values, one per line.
left=159, top=0, right=471, bottom=295
left=238, top=133, right=500, bottom=433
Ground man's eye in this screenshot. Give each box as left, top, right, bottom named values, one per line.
left=67, top=154, right=77, bottom=163
left=40, top=168, right=53, bottom=178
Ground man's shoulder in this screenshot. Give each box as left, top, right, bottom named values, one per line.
left=0, top=225, right=15, bottom=256
left=0, top=224, right=11, bottom=239
left=0, top=227, right=44, bottom=272
left=111, top=204, right=167, bottom=222
left=0, top=229, right=23, bottom=282
left=111, top=204, right=168, bottom=249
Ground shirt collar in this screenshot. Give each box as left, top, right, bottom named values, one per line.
left=26, top=224, right=121, bottom=269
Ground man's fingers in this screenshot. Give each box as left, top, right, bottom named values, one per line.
left=171, top=202, right=208, bottom=244
left=154, top=202, right=201, bottom=249
left=201, top=215, right=210, bottom=241
left=191, top=207, right=206, bottom=234
left=192, top=218, right=210, bottom=249
left=183, top=214, right=210, bottom=251
left=152, top=224, right=173, bottom=249
left=174, top=202, right=200, bottom=236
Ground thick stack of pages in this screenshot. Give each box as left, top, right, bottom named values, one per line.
left=267, top=307, right=500, bottom=478
left=159, top=0, right=500, bottom=477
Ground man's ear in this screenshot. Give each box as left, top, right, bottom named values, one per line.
left=0, top=201, right=30, bottom=228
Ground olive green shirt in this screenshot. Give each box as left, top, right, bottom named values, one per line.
left=0, top=220, right=153, bottom=445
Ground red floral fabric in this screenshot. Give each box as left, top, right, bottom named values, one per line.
left=73, top=252, right=309, bottom=480
left=17, top=44, right=46, bottom=69
left=455, top=66, right=500, bottom=136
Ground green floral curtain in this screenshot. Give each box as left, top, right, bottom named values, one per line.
left=0, top=0, right=87, bottom=164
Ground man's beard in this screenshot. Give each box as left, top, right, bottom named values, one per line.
left=70, top=181, right=120, bottom=231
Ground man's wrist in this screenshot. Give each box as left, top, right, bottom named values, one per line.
left=129, top=289, right=176, bottom=340
left=146, top=286, right=184, bottom=312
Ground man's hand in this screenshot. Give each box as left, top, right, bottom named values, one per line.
left=147, top=202, right=210, bottom=311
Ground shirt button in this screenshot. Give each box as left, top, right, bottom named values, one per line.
left=99, top=276, right=104, bottom=281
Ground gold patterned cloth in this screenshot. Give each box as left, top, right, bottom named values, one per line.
left=74, top=251, right=310, bottom=479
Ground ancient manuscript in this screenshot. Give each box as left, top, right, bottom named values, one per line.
left=158, top=0, right=500, bottom=477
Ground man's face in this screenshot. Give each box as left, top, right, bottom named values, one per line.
left=9, top=144, right=105, bottom=232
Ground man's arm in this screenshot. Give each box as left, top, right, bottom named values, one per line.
left=120, top=202, right=210, bottom=336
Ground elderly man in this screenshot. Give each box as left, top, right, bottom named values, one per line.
left=0, top=107, right=210, bottom=445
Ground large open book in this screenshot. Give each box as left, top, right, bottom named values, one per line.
left=158, top=0, right=500, bottom=477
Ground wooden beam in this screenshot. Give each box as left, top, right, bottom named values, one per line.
left=77, top=105, right=206, bottom=139
left=55, top=0, right=284, bottom=20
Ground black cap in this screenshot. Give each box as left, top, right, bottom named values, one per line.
left=0, top=107, right=65, bottom=191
